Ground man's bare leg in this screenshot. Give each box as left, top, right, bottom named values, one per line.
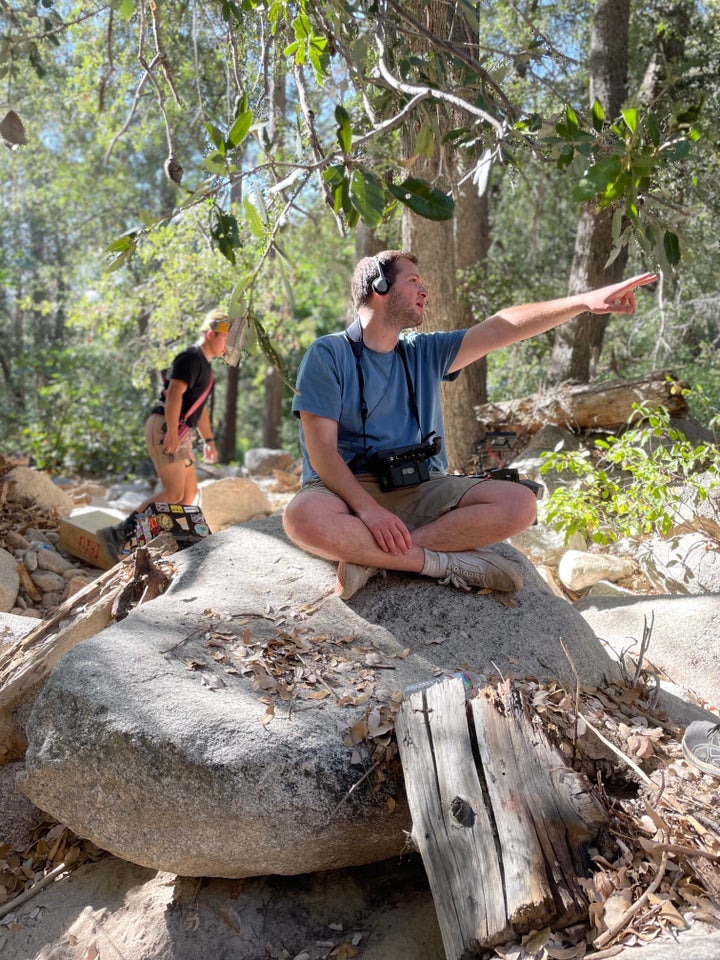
left=282, top=480, right=535, bottom=595
left=283, top=480, right=535, bottom=566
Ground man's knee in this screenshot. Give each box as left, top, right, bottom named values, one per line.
left=282, top=493, right=315, bottom=544
left=505, top=481, right=538, bottom=533
left=283, top=491, right=345, bottom=548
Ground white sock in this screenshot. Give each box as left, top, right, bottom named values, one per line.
left=421, top=549, right=449, bottom=579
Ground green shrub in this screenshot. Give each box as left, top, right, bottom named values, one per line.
left=10, top=342, right=149, bottom=476
left=539, top=401, right=720, bottom=544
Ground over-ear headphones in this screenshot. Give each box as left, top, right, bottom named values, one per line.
left=371, top=256, right=390, bottom=295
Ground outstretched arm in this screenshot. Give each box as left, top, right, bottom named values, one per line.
left=449, top=272, right=657, bottom=373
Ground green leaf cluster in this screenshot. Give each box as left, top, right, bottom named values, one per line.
left=323, top=107, right=454, bottom=227
left=537, top=99, right=703, bottom=269
left=539, top=400, right=720, bottom=544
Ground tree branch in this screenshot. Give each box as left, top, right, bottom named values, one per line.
left=373, top=15, right=506, bottom=140
left=384, top=0, right=518, bottom=120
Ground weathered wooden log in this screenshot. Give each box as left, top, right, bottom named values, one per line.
left=474, top=369, right=688, bottom=435
left=0, top=533, right=177, bottom=764
left=395, top=677, right=608, bottom=959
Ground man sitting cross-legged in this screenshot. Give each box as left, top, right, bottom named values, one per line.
left=283, top=250, right=656, bottom=600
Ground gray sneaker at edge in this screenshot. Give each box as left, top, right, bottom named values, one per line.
left=335, top=562, right=381, bottom=600
left=681, top=720, right=720, bottom=776
left=440, top=549, right=523, bottom=593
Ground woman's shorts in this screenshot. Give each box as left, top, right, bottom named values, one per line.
left=144, top=413, right=196, bottom=471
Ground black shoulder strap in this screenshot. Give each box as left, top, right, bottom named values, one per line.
left=395, top=339, right=423, bottom=439
left=345, top=320, right=427, bottom=453
left=345, top=319, right=368, bottom=443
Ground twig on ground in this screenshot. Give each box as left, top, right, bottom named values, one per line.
left=581, top=715, right=654, bottom=787
left=593, top=848, right=669, bottom=949
left=0, top=862, right=68, bottom=920
left=327, top=761, right=382, bottom=822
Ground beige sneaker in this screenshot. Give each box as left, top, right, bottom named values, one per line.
left=335, top=562, right=381, bottom=600
left=440, top=549, right=523, bottom=593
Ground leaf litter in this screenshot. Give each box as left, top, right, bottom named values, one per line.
left=2, top=610, right=719, bottom=959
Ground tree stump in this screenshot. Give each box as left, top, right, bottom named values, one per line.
left=395, top=677, right=608, bottom=959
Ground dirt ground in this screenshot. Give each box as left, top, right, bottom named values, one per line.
left=1, top=846, right=445, bottom=960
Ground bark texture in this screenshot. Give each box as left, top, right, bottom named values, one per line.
left=547, top=0, right=631, bottom=386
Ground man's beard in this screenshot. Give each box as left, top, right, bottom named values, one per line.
left=385, top=288, right=422, bottom=330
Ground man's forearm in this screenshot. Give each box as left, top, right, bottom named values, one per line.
left=308, top=447, right=379, bottom=516
left=450, top=273, right=656, bottom=373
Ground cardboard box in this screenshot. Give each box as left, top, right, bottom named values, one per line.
left=134, top=503, right=211, bottom=551
left=58, top=509, right=125, bottom=570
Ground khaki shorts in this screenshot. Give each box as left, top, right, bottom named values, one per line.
left=295, top=472, right=488, bottom=532
left=144, top=413, right=195, bottom=471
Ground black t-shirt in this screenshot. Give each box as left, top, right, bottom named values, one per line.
left=151, top=346, right=213, bottom=427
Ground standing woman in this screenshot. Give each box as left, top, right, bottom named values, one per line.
left=100, top=309, right=230, bottom=561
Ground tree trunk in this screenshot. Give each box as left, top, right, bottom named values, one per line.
left=546, top=0, right=630, bottom=386
left=220, top=364, right=239, bottom=462
left=258, top=35, right=289, bottom=453
left=474, top=369, right=688, bottom=434
left=401, top=3, right=491, bottom=473
left=262, top=366, right=283, bottom=448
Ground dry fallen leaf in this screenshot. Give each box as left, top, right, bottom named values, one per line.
left=218, top=904, right=242, bottom=932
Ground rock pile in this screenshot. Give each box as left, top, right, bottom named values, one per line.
left=0, top=462, right=109, bottom=620
left=0, top=453, right=301, bottom=624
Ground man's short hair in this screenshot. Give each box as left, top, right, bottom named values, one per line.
left=201, top=308, right=230, bottom=335
left=351, top=250, right=418, bottom=309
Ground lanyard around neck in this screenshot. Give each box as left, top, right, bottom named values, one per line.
left=345, top=318, right=424, bottom=456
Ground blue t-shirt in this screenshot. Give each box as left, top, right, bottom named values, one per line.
left=292, top=328, right=466, bottom=483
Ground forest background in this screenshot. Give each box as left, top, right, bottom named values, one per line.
left=1, top=0, right=719, bottom=481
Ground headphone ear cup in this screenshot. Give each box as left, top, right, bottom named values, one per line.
left=372, top=257, right=390, bottom=295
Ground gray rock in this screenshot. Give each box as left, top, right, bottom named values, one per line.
left=575, top=594, right=720, bottom=722
left=7, top=466, right=74, bottom=517
left=198, top=476, right=272, bottom=532
left=29, top=569, right=67, bottom=593
left=510, top=424, right=582, bottom=492
left=558, top=549, right=635, bottom=591
left=24, top=528, right=54, bottom=547
left=36, top=547, right=76, bottom=575
left=20, top=516, right=620, bottom=879
left=243, top=447, right=295, bottom=476
left=0, top=610, right=36, bottom=646
left=5, top=530, right=30, bottom=551
left=638, top=532, right=720, bottom=594
left=0, top=547, right=20, bottom=613
left=510, top=522, right=586, bottom=565
left=668, top=470, right=720, bottom=540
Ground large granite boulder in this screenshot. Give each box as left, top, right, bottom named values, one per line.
left=19, top=516, right=623, bottom=879
left=638, top=532, right=720, bottom=594
left=6, top=465, right=75, bottom=517
left=576, top=593, right=720, bottom=712
left=0, top=548, right=20, bottom=613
